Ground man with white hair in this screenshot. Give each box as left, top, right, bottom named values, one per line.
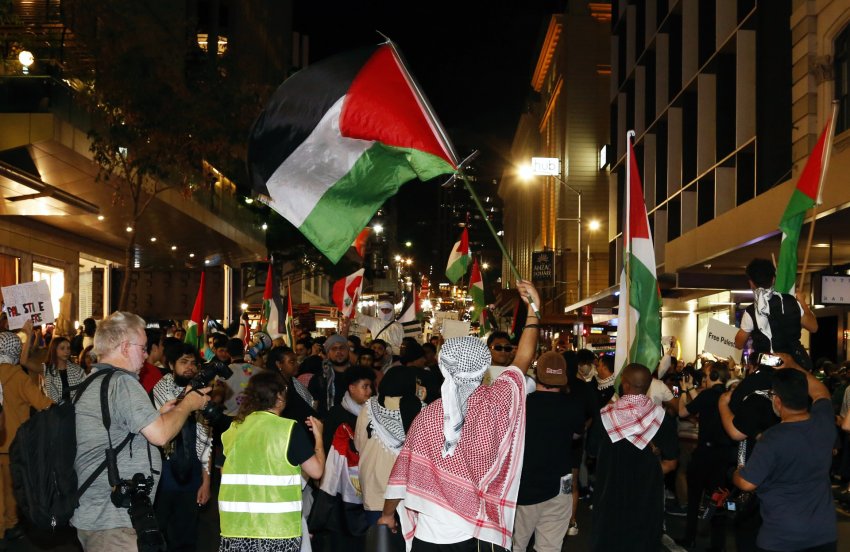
left=356, top=300, right=403, bottom=353
left=72, top=311, right=210, bottom=552
left=378, top=280, right=541, bottom=551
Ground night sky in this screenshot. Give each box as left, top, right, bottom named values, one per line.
left=293, top=0, right=564, bottom=267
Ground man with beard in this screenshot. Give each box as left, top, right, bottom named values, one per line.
left=370, top=339, right=394, bottom=374
left=356, top=300, right=403, bottom=354
left=318, top=334, right=351, bottom=415
left=152, top=342, right=213, bottom=552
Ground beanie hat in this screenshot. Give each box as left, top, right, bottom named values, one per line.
left=324, top=334, right=348, bottom=353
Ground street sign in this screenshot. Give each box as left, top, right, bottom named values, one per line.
left=531, top=251, right=556, bottom=284
left=531, top=157, right=561, bottom=176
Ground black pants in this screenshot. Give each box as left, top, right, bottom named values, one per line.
left=685, top=445, right=733, bottom=547
left=154, top=489, right=199, bottom=552
left=411, top=538, right=508, bottom=552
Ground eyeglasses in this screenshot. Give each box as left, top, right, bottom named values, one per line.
left=491, top=345, right=515, bottom=353
left=125, top=342, right=146, bottom=354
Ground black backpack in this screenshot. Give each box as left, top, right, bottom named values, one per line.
left=10, top=368, right=133, bottom=530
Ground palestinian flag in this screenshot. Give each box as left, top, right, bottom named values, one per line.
left=469, top=259, right=490, bottom=334
left=614, top=133, right=661, bottom=377
left=261, top=263, right=283, bottom=339
left=333, top=268, right=365, bottom=319
left=399, top=285, right=422, bottom=339
left=185, top=272, right=205, bottom=350
left=446, top=228, right=470, bottom=283
left=284, top=280, right=295, bottom=348
left=248, top=43, right=458, bottom=263
left=775, top=110, right=836, bottom=294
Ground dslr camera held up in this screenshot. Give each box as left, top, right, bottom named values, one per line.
left=178, top=357, right=233, bottom=425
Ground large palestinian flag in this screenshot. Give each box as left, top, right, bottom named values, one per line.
left=614, top=134, right=661, bottom=377
left=249, top=43, right=458, bottom=263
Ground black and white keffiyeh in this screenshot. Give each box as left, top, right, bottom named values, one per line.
left=438, top=336, right=490, bottom=457
left=753, top=286, right=779, bottom=348
left=366, top=396, right=406, bottom=453
left=0, top=331, right=22, bottom=365
left=291, top=377, right=314, bottom=407
left=152, top=373, right=213, bottom=471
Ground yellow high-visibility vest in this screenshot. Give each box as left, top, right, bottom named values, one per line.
left=219, top=411, right=302, bottom=539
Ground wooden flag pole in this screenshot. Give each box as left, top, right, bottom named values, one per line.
left=798, top=101, right=839, bottom=293
left=459, top=170, right=541, bottom=319
left=624, top=131, right=635, bottom=362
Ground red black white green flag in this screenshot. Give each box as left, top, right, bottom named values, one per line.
left=249, top=43, right=458, bottom=263
left=774, top=109, right=836, bottom=294
left=614, top=133, right=661, bottom=377
left=185, top=272, right=205, bottom=350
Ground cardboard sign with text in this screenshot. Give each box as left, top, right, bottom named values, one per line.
left=702, top=318, right=742, bottom=363
left=2, top=281, right=55, bottom=330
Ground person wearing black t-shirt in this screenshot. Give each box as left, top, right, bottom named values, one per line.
left=676, top=364, right=735, bottom=549
left=733, top=359, right=837, bottom=552
left=513, top=352, right=585, bottom=552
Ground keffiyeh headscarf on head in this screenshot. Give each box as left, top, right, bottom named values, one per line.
left=438, top=336, right=491, bottom=457
left=0, top=331, right=22, bottom=365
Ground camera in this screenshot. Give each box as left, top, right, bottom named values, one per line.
left=180, top=358, right=232, bottom=425
left=111, top=473, right=166, bottom=552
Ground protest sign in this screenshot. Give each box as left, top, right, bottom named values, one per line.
left=1, top=281, right=55, bottom=329
left=702, top=318, right=742, bottom=363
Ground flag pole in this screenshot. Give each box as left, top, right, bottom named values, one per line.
left=625, top=130, right=634, bottom=363
left=459, top=170, right=542, bottom=319
left=798, top=100, right=838, bottom=293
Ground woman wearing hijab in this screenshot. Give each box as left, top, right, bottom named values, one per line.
left=354, top=365, right=423, bottom=525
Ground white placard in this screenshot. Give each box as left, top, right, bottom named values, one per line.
left=441, top=319, right=471, bottom=340
left=1, top=281, right=55, bottom=329
left=702, top=318, right=742, bottom=363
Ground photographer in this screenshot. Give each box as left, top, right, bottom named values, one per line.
left=151, top=342, right=213, bottom=552
left=72, top=312, right=211, bottom=552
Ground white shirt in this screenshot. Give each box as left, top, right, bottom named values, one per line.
left=415, top=510, right=472, bottom=544
left=647, top=378, right=673, bottom=406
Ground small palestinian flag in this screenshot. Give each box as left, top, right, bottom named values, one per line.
left=185, top=272, right=205, bottom=350
left=333, top=269, right=365, bottom=319
left=249, top=43, right=458, bottom=263
left=469, top=259, right=490, bottom=334
left=261, top=263, right=282, bottom=339
left=446, top=228, right=470, bottom=283
left=284, top=280, right=295, bottom=348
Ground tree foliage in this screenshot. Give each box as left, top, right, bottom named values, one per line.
left=72, top=0, right=270, bottom=308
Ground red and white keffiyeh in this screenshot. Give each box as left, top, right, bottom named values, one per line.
left=600, top=393, right=665, bottom=450
left=385, top=365, right=526, bottom=550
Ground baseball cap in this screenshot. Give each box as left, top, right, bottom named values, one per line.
left=535, top=351, right=568, bottom=387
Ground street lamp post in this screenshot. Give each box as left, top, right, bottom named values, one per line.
left=521, top=160, right=582, bottom=300
left=586, top=219, right=601, bottom=298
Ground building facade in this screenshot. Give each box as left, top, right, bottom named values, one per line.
left=606, top=0, right=850, bottom=362
left=500, top=1, right=612, bottom=330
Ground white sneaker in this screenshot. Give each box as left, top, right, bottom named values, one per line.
left=567, top=521, right=579, bottom=536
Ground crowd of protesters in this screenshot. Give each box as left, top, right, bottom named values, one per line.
left=0, top=260, right=846, bottom=552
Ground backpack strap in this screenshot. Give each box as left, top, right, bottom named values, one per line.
left=74, top=368, right=135, bottom=500
left=70, top=367, right=115, bottom=405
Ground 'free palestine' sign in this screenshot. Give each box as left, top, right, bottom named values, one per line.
left=1, top=281, right=55, bottom=329
left=702, top=318, right=742, bottom=363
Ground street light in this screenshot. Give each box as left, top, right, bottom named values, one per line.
left=586, top=219, right=601, bottom=298
left=373, top=223, right=383, bottom=235
left=519, top=159, right=583, bottom=300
